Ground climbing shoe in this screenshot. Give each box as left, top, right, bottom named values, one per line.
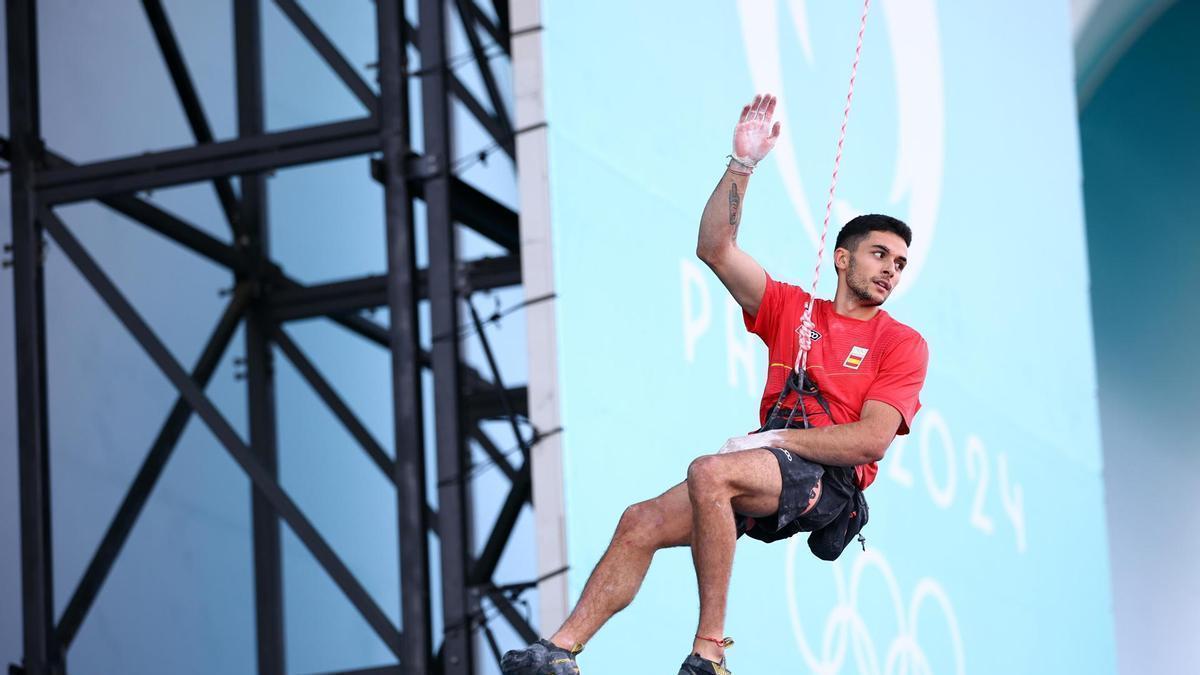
left=500, top=638, right=583, bottom=675
left=677, top=652, right=732, bottom=675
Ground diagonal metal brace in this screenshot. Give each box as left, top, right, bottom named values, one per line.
left=39, top=206, right=404, bottom=660
left=55, top=284, right=251, bottom=649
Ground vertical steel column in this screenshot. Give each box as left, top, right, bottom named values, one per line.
left=7, top=2, right=59, bottom=674
left=419, top=0, right=474, bottom=671
left=376, top=0, right=433, bottom=671
left=235, top=1, right=285, bottom=673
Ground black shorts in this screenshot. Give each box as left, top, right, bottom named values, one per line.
left=734, top=447, right=869, bottom=561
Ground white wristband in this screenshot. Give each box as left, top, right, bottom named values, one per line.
left=727, top=154, right=756, bottom=174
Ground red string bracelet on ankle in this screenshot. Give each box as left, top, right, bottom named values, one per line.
left=695, top=635, right=735, bottom=649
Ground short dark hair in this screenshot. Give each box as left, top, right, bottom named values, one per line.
left=834, top=214, right=912, bottom=252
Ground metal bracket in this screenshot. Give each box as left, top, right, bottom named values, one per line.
left=0, top=240, right=47, bottom=268
left=371, top=153, right=441, bottom=182
left=405, top=153, right=440, bottom=179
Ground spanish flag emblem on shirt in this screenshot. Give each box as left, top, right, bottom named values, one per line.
left=843, top=346, right=869, bottom=370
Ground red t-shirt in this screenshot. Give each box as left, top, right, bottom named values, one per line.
left=743, top=273, right=929, bottom=489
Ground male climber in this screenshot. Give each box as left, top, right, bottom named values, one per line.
left=501, top=93, right=929, bottom=675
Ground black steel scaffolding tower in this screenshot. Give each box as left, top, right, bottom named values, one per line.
left=5, top=0, right=540, bottom=673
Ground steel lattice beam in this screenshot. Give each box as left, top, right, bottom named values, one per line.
left=8, top=2, right=538, bottom=673
left=421, top=0, right=477, bottom=671
left=376, top=0, right=434, bottom=672
left=8, top=1, right=58, bottom=673
left=234, top=2, right=287, bottom=672
left=267, top=255, right=521, bottom=322
left=37, top=117, right=381, bottom=205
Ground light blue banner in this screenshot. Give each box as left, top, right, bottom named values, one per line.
left=542, top=1, right=1115, bottom=673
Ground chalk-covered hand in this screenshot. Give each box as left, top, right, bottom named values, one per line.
left=717, top=432, right=775, bottom=455
left=731, top=93, right=782, bottom=171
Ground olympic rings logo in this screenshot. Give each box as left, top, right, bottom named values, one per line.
left=784, top=540, right=965, bottom=675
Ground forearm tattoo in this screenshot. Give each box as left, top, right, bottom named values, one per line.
left=728, top=182, right=741, bottom=234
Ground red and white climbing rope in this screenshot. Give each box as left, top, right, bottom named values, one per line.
left=794, top=0, right=872, bottom=375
